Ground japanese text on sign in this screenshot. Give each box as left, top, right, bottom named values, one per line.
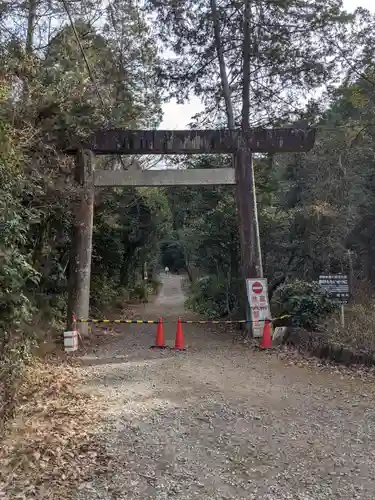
left=318, top=274, right=349, bottom=304
left=246, top=278, right=271, bottom=338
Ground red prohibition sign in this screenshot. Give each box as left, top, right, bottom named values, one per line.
left=252, top=281, right=263, bottom=294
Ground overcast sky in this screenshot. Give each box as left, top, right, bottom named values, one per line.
left=159, top=0, right=375, bottom=130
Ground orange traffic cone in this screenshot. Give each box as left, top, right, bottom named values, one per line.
left=150, top=317, right=167, bottom=349
left=259, top=319, right=273, bottom=349
left=174, top=317, right=186, bottom=351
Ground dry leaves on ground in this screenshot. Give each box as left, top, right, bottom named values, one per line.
left=276, top=344, right=375, bottom=381
left=0, top=359, right=107, bottom=499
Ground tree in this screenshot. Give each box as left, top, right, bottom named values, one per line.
left=0, top=0, right=165, bottom=330
left=148, top=0, right=356, bottom=126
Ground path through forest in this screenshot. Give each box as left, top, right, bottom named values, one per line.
left=75, top=275, right=375, bottom=500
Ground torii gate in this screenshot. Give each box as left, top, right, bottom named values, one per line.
left=65, top=127, right=316, bottom=336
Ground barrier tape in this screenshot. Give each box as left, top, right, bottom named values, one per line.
left=181, top=314, right=290, bottom=324
left=76, top=319, right=159, bottom=324
left=182, top=320, right=247, bottom=324
left=75, top=314, right=291, bottom=324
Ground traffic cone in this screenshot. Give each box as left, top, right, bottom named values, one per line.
left=150, top=317, right=167, bottom=349
left=174, top=317, right=186, bottom=351
left=259, top=319, right=273, bottom=349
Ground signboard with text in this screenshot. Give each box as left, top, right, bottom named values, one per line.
left=246, top=278, right=271, bottom=338
left=318, top=274, right=349, bottom=303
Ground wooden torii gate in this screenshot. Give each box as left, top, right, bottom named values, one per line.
left=65, top=127, right=316, bottom=335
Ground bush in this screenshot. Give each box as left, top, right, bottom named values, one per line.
left=131, top=282, right=148, bottom=301
left=0, top=123, right=39, bottom=430
left=147, top=277, right=161, bottom=295
left=271, top=279, right=337, bottom=330
left=185, top=275, right=239, bottom=318
left=90, top=275, right=124, bottom=311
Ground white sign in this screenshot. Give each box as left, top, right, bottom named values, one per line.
left=246, top=278, right=271, bottom=338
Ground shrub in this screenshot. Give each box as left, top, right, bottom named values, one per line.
left=185, top=275, right=239, bottom=318
left=0, top=123, right=39, bottom=429
left=271, top=279, right=337, bottom=330
left=131, top=282, right=148, bottom=301
left=147, top=277, right=161, bottom=295
left=90, top=275, right=122, bottom=311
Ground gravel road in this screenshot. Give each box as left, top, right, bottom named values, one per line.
left=74, top=274, right=375, bottom=500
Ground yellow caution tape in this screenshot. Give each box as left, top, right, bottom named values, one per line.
left=75, top=319, right=159, bottom=324
left=74, top=314, right=291, bottom=325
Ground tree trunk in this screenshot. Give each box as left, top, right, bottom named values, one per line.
left=23, top=0, right=37, bottom=102
left=241, top=0, right=263, bottom=278
left=210, top=0, right=235, bottom=129
left=120, top=244, right=138, bottom=286
left=241, top=0, right=251, bottom=129
left=26, top=0, right=37, bottom=55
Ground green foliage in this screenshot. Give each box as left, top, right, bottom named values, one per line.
left=90, top=276, right=126, bottom=312
left=91, top=187, right=171, bottom=309
left=148, top=277, right=162, bottom=294
left=167, top=155, right=287, bottom=315
left=0, top=124, right=39, bottom=330
left=131, top=283, right=148, bottom=301
left=0, top=122, right=39, bottom=427
left=0, top=0, right=165, bottom=322
left=272, top=280, right=338, bottom=330
left=185, top=275, right=240, bottom=318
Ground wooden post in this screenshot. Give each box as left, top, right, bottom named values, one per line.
left=234, top=147, right=259, bottom=332
left=67, top=149, right=95, bottom=336
left=235, top=148, right=257, bottom=280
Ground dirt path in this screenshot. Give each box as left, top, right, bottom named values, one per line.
left=75, top=275, right=375, bottom=500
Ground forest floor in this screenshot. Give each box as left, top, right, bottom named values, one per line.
left=70, top=274, right=375, bottom=500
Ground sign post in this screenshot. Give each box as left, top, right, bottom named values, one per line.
left=340, top=304, right=345, bottom=328
left=246, top=278, right=271, bottom=337
left=318, top=274, right=349, bottom=328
